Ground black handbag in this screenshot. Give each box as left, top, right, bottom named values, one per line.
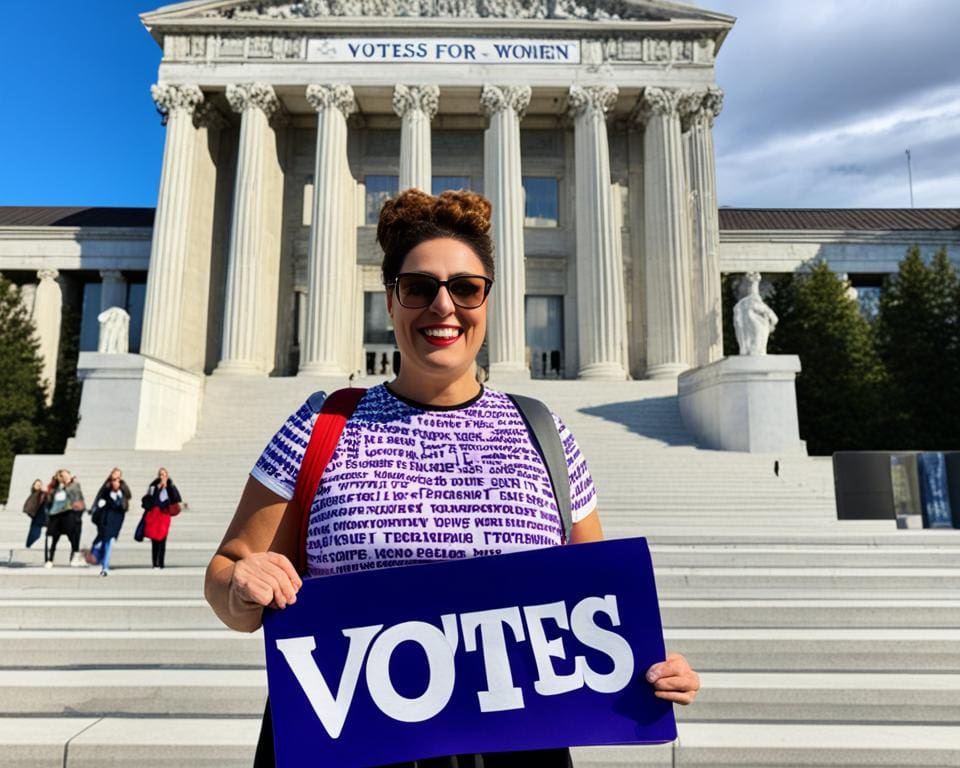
left=133, top=513, right=146, bottom=542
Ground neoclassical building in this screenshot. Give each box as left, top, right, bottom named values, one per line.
left=2, top=0, right=959, bottom=448
left=135, top=0, right=734, bottom=385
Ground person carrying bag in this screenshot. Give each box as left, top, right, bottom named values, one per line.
left=140, top=468, right=182, bottom=569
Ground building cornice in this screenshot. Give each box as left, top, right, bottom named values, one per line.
left=720, top=229, right=960, bottom=246
left=0, top=226, right=153, bottom=242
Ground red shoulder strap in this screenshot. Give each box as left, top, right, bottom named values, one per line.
left=293, top=388, right=366, bottom=575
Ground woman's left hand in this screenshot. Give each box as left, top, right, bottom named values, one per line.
left=645, top=653, right=700, bottom=705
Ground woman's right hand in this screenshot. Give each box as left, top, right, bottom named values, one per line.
left=229, top=551, right=303, bottom=610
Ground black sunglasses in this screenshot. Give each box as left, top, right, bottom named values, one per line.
left=389, top=273, right=493, bottom=309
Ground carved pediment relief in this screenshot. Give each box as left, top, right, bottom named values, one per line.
left=146, top=0, right=733, bottom=23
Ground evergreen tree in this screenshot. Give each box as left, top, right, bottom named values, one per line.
left=875, top=247, right=960, bottom=448
left=0, top=278, right=48, bottom=503
left=765, top=261, right=887, bottom=455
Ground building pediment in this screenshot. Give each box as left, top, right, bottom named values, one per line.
left=144, top=0, right=733, bottom=25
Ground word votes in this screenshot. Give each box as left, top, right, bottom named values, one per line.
left=276, top=594, right=633, bottom=739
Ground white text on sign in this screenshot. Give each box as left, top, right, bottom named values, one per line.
left=276, top=594, right=634, bottom=739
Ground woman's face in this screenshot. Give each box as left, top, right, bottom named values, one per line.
left=57, top=470, right=71, bottom=485
left=32, top=480, right=42, bottom=492
left=158, top=469, right=168, bottom=484
left=386, top=238, right=489, bottom=385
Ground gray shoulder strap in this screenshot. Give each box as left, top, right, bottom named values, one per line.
left=507, top=393, right=572, bottom=543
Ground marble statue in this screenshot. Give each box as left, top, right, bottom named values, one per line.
left=97, top=306, right=130, bottom=354
left=734, top=272, right=778, bottom=355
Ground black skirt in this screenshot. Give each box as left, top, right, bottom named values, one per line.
left=254, top=700, right=573, bottom=768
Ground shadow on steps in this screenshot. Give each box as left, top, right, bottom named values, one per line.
left=579, top=397, right=698, bottom=447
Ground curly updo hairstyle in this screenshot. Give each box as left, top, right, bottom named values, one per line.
left=377, top=188, right=494, bottom=286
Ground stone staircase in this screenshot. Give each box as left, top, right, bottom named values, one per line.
left=2, top=374, right=959, bottom=767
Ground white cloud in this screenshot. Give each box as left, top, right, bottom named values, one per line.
left=706, top=0, right=960, bottom=207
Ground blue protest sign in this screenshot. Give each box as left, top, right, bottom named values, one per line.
left=262, top=537, right=676, bottom=767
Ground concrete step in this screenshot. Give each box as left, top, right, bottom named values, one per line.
left=0, top=566, right=207, bottom=592
left=7, top=566, right=960, bottom=600
left=576, top=723, right=960, bottom=766
left=666, top=628, right=960, bottom=672
left=0, top=599, right=221, bottom=630
left=653, top=567, right=960, bottom=593
left=659, top=599, right=960, bottom=628
left=0, top=630, right=260, bottom=669
left=6, top=565, right=959, bottom=597
left=5, top=669, right=955, bottom=725
left=3, top=545, right=214, bottom=568
left=0, top=669, right=267, bottom=716
left=681, top=672, right=960, bottom=724
left=3, top=597, right=959, bottom=631
left=650, top=544, right=960, bottom=567
left=6, top=627, right=960, bottom=674
left=0, top=717, right=258, bottom=768
left=3, top=718, right=959, bottom=767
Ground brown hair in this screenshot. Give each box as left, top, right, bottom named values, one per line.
left=376, top=188, right=494, bottom=285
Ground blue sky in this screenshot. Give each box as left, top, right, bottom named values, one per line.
left=1, top=0, right=958, bottom=209
left=0, top=1, right=164, bottom=207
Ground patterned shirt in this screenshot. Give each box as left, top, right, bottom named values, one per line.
left=251, top=385, right=597, bottom=577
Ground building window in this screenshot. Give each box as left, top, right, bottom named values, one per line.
left=522, top=176, right=559, bottom=227
left=432, top=176, right=472, bottom=194
left=365, top=175, right=399, bottom=224
left=525, top=295, right=564, bottom=378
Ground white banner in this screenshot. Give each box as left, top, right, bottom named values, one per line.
left=307, top=38, right=580, bottom=64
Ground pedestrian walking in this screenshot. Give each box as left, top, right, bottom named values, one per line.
left=86, top=468, right=131, bottom=576
left=44, top=469, right=85, bottom=568
left=23, top=479, right=49, bottom=557
left=141, top=468, right=182, bottom=569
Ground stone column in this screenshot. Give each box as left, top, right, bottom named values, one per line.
left=99, top=270, right=127, bottom=311
left=19, top=282, right=37, bottom=319
left=682, top=86, right=725, bottom=366
left=140, top=84, right=204, bottom=367
left=393, top=85, right=439, bottom=192
left=636, top=86, right=694, bottom=379
left=568, top=85, right=629, bottom=380
left=481, top=85, right=531, bottom=379
left=300, top=84, right=357, bottom=376
left=32, top=269, right=62, bottom=404
left=217, top=83, right=285, bottom=375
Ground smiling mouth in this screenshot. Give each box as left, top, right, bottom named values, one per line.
left=419, top=327, right=463, bottom=346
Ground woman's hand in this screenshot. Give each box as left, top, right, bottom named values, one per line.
left=645, top=653, right=700, bottom=705
left=229, top=551, right=303, bottom=611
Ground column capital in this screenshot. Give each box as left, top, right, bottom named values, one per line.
left=99, top=269, right=124, bottom=282
left=480, top=85, right=531, bottom=119
left=702, top=85, right=724, bottom=124
left=677, top=86, right=725, bottom=131
left=151, top=83, right=203, bottom=122
left=37, top=268, right=59, bottom=282
left=567, top=85, right=618, bottom=120
left=633, top=86, right=681, bottom=126
left=392, top=84, right=440, bottom=120
left=226, top=83, right=283, bottom=120
left=306, top=84, right=357, bottom=118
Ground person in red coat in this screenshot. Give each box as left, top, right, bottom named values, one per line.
left=141, top=468, right=182, bottom=569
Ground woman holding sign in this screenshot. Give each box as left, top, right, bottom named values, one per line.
left=206, top=189, right=699, bottom=767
